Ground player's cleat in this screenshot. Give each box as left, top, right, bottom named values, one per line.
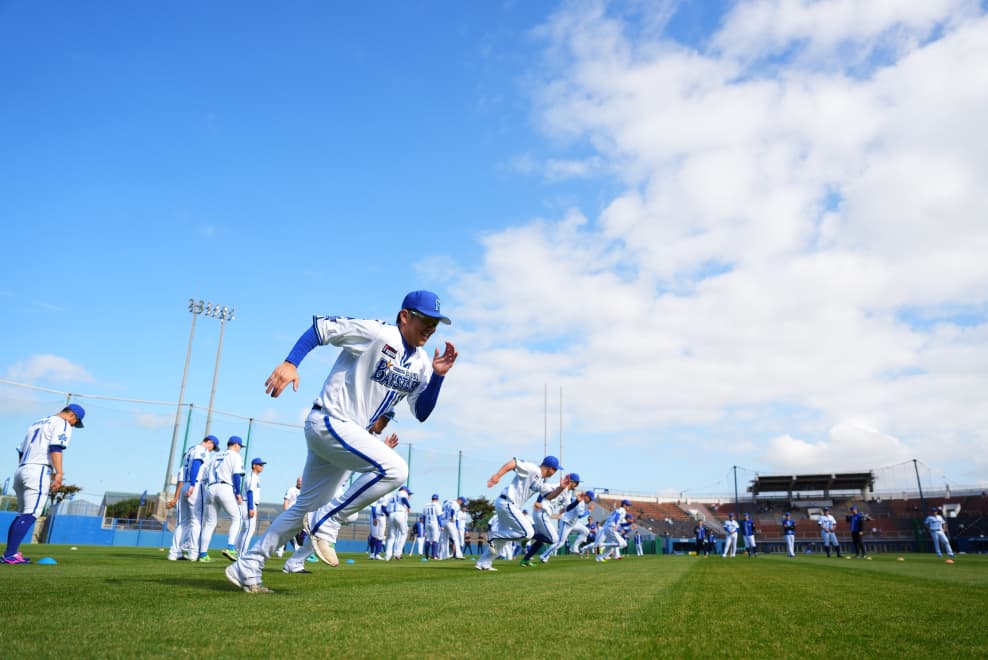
left=282, top=567, right=313, bottom=574
left=226, top=563, right=273, bottom=593
left=222, top=549, right=239, bottom=562
left=519, top=559, right=532, bottom=567
left=243, top=583, right=274, bottom=594
left=2, top=552, right=31, bottom=564
left=474, top=564, right=497, bottom=571
left=198, top=554, right=213, bottom=563
left=539, top=557, right=549, bottom=564
left=306, top=554, right=319, bottom=563
left=311, top=537, right=339, bottom=567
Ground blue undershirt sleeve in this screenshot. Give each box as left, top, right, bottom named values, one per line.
left=285, top=325, right=320, bottom=366
left=49, top=446, right=65, bottom=453
left=247, top=491, right=254, bottom=511
left=188, top=459, right=203, bottom=484
left=566, top=500, right=579, bottom=512
left=232, top=473, right=243, bottom=496
left=413, top=374, right=445, bottom=422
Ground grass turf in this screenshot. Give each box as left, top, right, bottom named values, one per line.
left=1, top=546, right=986, bottom=658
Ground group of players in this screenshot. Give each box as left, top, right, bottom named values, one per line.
left=164, top=434, right=269, bottom=563
left=692, top=504, right=957, bottom=562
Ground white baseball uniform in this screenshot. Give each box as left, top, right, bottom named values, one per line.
left=722, top=518, right=740, bottom=557
left=594, top=506, right=627, bottom=561
left=170, top=442, right=211, bottom=559
left=422, top=499, right=443, bottom=557
left=237, top=469, right=262, bottom=555
left=199, top=448, right=245, bottom=555
left=924, top=513, right=954, bottom=558
left=14, top=414, right=74, bottom=516
left=237, top=315, right=441, bottom=585
left=477, top=459, right=555, bottom=569
left=384, top=489, right=411, bottom=560
left=441, top=499, right=463, bottom=559
left=542, top=496, right=591, bottom=560
left=818, top=513, right=840, bottom=556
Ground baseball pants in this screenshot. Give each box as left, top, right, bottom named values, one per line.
left=785, top=534, right=795, bottom=556
left=722, top=532, right=738, bottom=557
left=235, top=412, right=407, bottom=584
left=931, top=531, right=954, bottom=557
left=385, top=512, right=408, bottom=560
left=200, top=483, right=243, bottom=553
left=14, top=464, right=50, bottom=516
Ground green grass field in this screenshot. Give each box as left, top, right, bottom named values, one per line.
left=1, top=546, right=986, bottom=659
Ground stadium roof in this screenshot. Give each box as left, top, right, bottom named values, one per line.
left=748, top=472, right=874, bottom=496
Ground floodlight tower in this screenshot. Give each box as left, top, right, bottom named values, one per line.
left=203, top=302, right=235, bottom=437
left=162, top=298, right=204, bottom=495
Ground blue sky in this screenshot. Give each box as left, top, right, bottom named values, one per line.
left=3, top=1, right=987, bottom=508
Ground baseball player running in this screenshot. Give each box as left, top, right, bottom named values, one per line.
left=818, top=506, right=842, bottom=558
left=166, top=434, right=218, bottom=560
left=475, top=455, right=570, bottom=571
left=521, top=472, right=579, bottom=566
left=3, top=404, right=85, bottom=564
left=199, top=436, right=246, bottom=562
left=540, top=489, right=594, bottom=563
left=226, top=290, right=458, bottom=593
left=589, top=499, right=631, bottom=563
left=441, top=496, right=465, bottom=559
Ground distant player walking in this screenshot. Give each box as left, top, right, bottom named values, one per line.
left=226, top=290, right=458, bottom=593
left=3, top=404, right=85, bottom=564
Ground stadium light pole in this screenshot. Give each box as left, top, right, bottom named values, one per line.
left=203, top=302, right=235, bottom=437
left=162, top=299, right=204, bottom=495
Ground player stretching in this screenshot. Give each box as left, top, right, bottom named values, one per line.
left=3, top=404, right=85, bottom=564
left=226, top=290, right=457, bottom=593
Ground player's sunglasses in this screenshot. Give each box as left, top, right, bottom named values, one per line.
left=407, top=309, right=440, bottom=328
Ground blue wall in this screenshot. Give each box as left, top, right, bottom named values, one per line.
left=5, top=513, right=368, bottom=553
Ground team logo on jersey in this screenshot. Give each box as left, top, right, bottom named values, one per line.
left=371, top=358, right=421, bottom=393
left=58, top=433, right=68, bottom=444
left=382, top=344, right=398, bottom=359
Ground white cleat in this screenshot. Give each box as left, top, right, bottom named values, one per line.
left=312, top=537, right=340, bottom=567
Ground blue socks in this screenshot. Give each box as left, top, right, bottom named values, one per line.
left=4, top=514, right=36, bottom=557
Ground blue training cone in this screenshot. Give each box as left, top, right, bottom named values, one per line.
left=37, top=557, right=58, bottom=565
left=345, top=559, right=355, bottom=564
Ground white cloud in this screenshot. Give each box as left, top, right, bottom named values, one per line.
left=5, top=354, right=94, bottom=384
left=437, top=2, right=988, bottom=488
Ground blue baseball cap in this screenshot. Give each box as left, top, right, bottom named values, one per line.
left=400, top=485, right=412, bottom=494
left=621, top=499, right=631, bottom=507
left=850, top=505, right=857, bottom=510
left=541, top=455, right=562, bottom=470
left=204, top=435, right=219, bottom=448
left=64, top=403, right=86, bottom=428
left=401, top=290, right=451, bottom=325
left=228, top=436, right=244, bottom=447
left=568, top=472, right=581, bottom=483
left=728, top=512, right=735, bottom=517
left=584, top=490, right=595, bottom=501
left=251, top=458, right=267, bottom=466
left=432, top=493, right=439, bottom=500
